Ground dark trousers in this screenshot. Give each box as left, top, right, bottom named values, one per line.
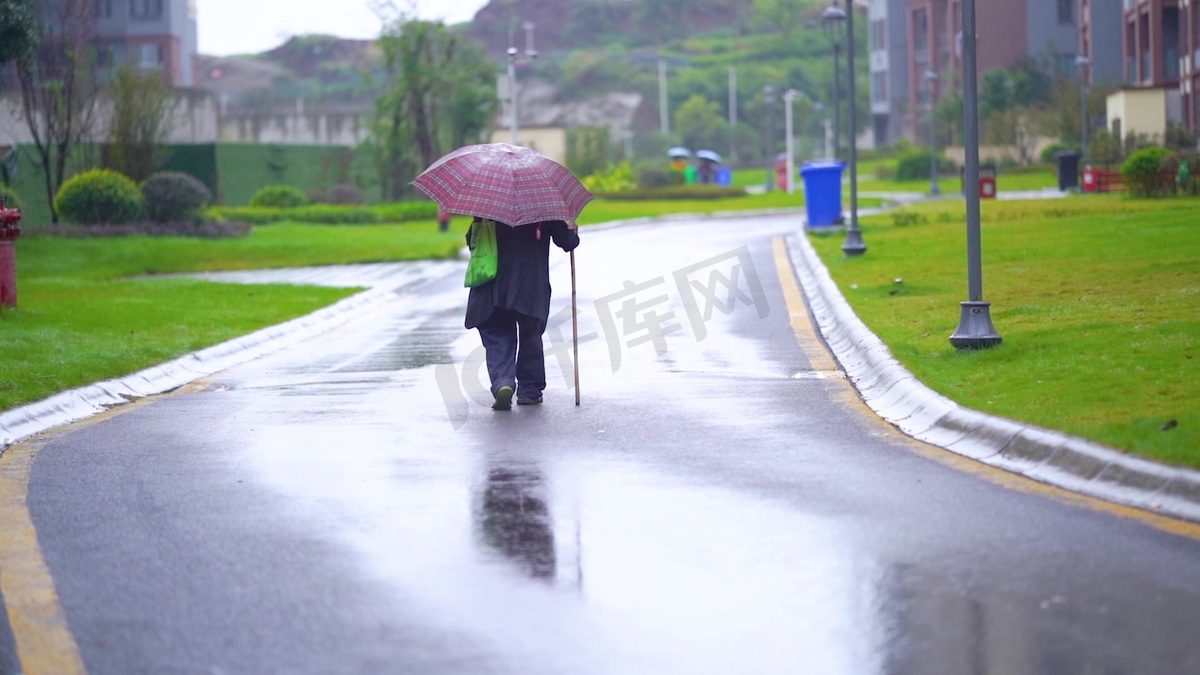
left=477, top=308, right=547, bottom=400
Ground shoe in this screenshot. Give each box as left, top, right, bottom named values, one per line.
left=492, top=385, right=514, bottom=411
left=516, top=395, right=543, bottom=406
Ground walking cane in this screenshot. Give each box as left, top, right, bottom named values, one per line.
left=571, top=249, right=580, bottom=405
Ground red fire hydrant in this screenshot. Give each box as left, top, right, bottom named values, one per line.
left=0, top=197, right=22, bottom=308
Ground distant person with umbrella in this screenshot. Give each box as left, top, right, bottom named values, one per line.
left=412, top=143, right=591, bottom=411
left=696, top=149, right=722, bottom=184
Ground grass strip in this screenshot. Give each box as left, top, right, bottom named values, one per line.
left=807, top=195, right=1200, bottom=467
left=2, top=221, right=469, bottom=410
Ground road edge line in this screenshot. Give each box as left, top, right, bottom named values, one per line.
left=0, top=438, right=86, bottom=675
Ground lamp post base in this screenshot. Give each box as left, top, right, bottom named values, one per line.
left=841, top=228, right=867, bottom=257
left=949, top=301, right=1002, bottom=349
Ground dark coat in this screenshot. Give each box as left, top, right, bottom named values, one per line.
left=464, top=218, right=580, bottom=329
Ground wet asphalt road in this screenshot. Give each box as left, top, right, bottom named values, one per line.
left=12, top=214, right=1200, bottom=674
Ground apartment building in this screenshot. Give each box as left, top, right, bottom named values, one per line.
left=1185, top=0, right=1200, bottom=130
left=903, top=0, right=1080, bottom=139
left=1080, top=0, right=1125, bottom=84
left=868, top=0, right=912, bottom=146
left=94, top=0, right=198, bottom=86
left=1109, top=0, right=1200, bottom=139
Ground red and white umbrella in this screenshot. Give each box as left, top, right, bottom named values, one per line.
left=410, top=143, right=593, bottom=227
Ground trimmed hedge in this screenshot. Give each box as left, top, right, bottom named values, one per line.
left=373, top=201, right=439, bottom=222
left=207, top=201, right=440, bottom=225
left=209, top=205, right=380, bottom=225
left=596, top=185, right=747, bottom=201
left=54, top=169, right=144, bottom=225
left=249, top=184, right=307, bottom=208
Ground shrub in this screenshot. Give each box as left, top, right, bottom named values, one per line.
left=1173, top=150, right=1200, bottom=196
left=141, top=171, right=212, bottom=222
left=54, top=169, right=144, bottom=225
left=249, top=184, right=307, bottom=208
left=890, top=209, right=928, bottom=226
left=1039, top=142, right=1071, bottom=165
left=1121, top=146, right=1173, bottom=197
left=0, top=184, right=23, bottom=212
left=634, top=160, right=685, bottom=189
left=1165, top=123, right=1198, bottom=151
left=308, top=183, right=364, bottom=205
left=894, top=150, right=956, bottom=181
left=582, top=161, right=637, bottom=194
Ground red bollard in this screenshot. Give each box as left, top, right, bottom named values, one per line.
left=0, top=198, right=22, bottom=308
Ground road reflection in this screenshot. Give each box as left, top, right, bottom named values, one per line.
left=475, top=465, right=557, bottom=581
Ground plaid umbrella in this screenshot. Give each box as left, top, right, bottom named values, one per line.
left=411, top=143, right=593, bottom=226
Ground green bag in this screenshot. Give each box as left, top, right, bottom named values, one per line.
left=464, top=219, right=498, bottom=287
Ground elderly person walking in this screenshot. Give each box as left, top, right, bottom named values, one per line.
left=465, top=217, right=580, bottom=410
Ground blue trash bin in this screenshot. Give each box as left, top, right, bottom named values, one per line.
left=714, top=166, right=732, bottom=186
left=799, top=161, right=846, bottom=227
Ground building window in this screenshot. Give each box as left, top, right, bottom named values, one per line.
left=872, top=72, right=888, bottom=103
left=1058, top=0, right=1073, bottom=24
left=871, top=19, right=887, bottom=51
left=913, top=9, right=928, bottom=55
left=130, top=0, right=163, bottom=20
left=138, top=43, right=163, bottom=71
left=92, top=0, right=113, bottom=18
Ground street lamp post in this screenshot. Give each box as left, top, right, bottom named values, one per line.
left=840, top=0, right=866, bottom=256
left=925, top=69, right=940, bottom=196
left=506, top=22, right=538, bottom=145
left=821, top=3, right=847, bottom=161
left=1075, top=54, right=1091, bottom=167
left=763, top=84, right=775, bottom=192
left=783, top=89, right=804, bottom=194
left=948, top=0, right=1001, bottom=349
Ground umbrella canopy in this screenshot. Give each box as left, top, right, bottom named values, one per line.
left=667, top=146, right=692, bottom=159
left=696, top=149, right=723, bottom=163
left=411, top=143, right=593, bottom=226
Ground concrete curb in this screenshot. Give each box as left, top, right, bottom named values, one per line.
left=786, top=230, right=1200, bottom=524
left=0, top=284, right=403, bottom=450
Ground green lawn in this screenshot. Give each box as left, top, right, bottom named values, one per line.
left=807, top=195, right=1200, bottom=467
left=2, top=221, right=468, bottom=410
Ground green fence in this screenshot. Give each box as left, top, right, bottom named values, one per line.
left=2, top=142, right=383, bottom=229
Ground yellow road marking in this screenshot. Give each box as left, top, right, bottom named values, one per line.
left=772, top=236, right=1200, bottom=541
left=772, top=238, right=839, bottom=373
left=0, top=437, right=86, bottom=675
left=0, top=384, right=204, bottom=674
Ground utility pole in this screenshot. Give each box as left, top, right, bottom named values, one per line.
left=729, top=67, right=738, bottom=163
left=659, top=59, right=669, bottom=135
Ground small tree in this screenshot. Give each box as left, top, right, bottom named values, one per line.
left=15, top=0, right=101, bottom=223
left=566, top=127, right=611, bottom=179
left=674, top=95, right=725, bottom=152
left=0, top=0, right=39, bottom=66
left=372, top=17, right=499, bottom=201
left=106, top=67, right=176, bottom=182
